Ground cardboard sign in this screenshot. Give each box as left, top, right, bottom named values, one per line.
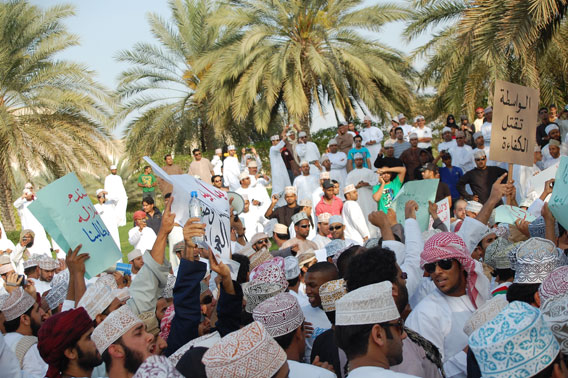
left=28, top=173, right=122, bottom=278
left=144, top=157, right=231, bottom=259
left=490, top=80, right=539, bottom=167
left=495, top=205, right=537, bottom=225
left=549, top=156, right=568, bottom=230
left=392, top=179, right=439, bottom=231
left=428, top=197, right=451, bottom=230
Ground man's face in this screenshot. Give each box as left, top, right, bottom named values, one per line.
left=419, top=152, right=430, bottom=164
left=348, top=123, right=355, bottom=131
left=75, top=328, right=103, bottom=371
left=428, top=259, right=466, bottom=297
left=165, top=156, right=173, bottom=165
left=253, top=236, right=269, bottom=252
left=399, top=117, right=406, bottom=125
left=549, top=129, right=560, bottom=141
left=466, top=210, right=478, bottom=218
left=322, top=159, right=331, bottom=170
left=409, top=137, right=418, bottom=147
left=475, top=109, right=484, bottom=119
left=364, top=120, right=371, bottom=127
left=193, top=151, right=202, bottom=161
left=135, top=217, right=147, bottom=228
left=384, top=318, right=406, bottom=367
left=212, top=176, right=223, bottom=188
left=381, top=172, right=392, bottom=183
left=485, top=111, right=492, bottom=122
left=24, top=192, right=34, bottom=201
left=354, top=137, right=362, bottom=148
left=395, top=129, right=403, bottom=140
left=144, top=167, right=152, bottom=174
left=534, top=150, right=542, bottom=162
left=329, top=222, right=344, bottom=240
left=244, top=200, right=250, bottom=212
left=288, top=133, right=296, bottom=141
left=329, top=144, right=338, bottom=153
left=550, top=145, right=560, bottom=158
left=481, top=233, right=497, bottom=253
left=304, top=271, right=332, bottom=307
left=456, top=134, right=465, bottom=146
left=384, top=146, right=394, bottom=157
left=422, top=169, right=435, bottom=180
left=338, top=125, right=347, bottom=135
left=247, top=166, right=258, bottom=175
left=333, top=183, right=340, bottom=195
left=540, top=108, right=549, bottom=121
left=240, top=176, right=250, bottom=188
left=454, top=201, right=466, bottom=220
left=142, top=201, right=152, bottom=213
left=475, top=136, right=485, bottom=148
left=443, top=131, right=452, bottom=142
left=118, top=324, right=154, bottom=373
left=295, top=219, right=311, bottom=238
left=318, top=221, right=329, bottom=235
left=550, top=107, right=557, bottom=118
left=299, top=135, right=307, bottom=144
left=271, top=139, right=280, bottom=146
left=155, top=298, right=168, bottom=322
left=40, top=268, right=55, bottom=282
left=30, top=303, right=44, bottom=336
left=131, top=256, right=144, bottom=271
left=354, top=157, right=364, bottom=168
left=419, top=118, right=426, bottom=127
left=324, top=186, right=334, bottom=199
left=111, top=169, right=118, bottom=175
left=393, top=265, right=409, bottom=313
left=300, top=164, right=310, bottom=175
left=475, top=155, right=487, bottom=169
left=285, top=193, right=296, bottom=205
left=461, top=118, right=468, bottom=126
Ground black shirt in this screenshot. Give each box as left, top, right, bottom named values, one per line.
left=435, top=181, right=452, bottom=203
left=457, top=166, right=508, bottom=204
left=267, top=205, right=297, bottom=227
left=374, top=155, right=404, bottom=169
left=536, top=122, right=549, bottom=147
left=145, top=206, right=162, bottom=235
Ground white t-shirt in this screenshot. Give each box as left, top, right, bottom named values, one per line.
left=411, top=126, right=432, bottom=149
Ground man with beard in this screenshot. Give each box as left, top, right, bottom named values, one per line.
left=37, top=307, right=102, bottom=378
left=1, top=287, right=47, bottom=377
left=92, top=305, right=182, bottom=377
left=334, top=281, right=413, bottom=377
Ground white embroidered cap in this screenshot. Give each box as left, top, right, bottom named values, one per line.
left=249, top=257, right=287, bottom=288
left=253, top=293, right=305, bottom=337
left=484, top=106, right=493, bottom=114
left=299, top=199, right=312, bottom=207
left=110, top=164, right=117, bottom=170
left=298, top=131, right=307, bottom=138
left=325, top=239, right=346, bottom=258
left=96, top=189, right=105, bottom=196
left=442, top=126, right=452, bottom=134
left=344, top=184, right=356, bottom=194
left=484, top=238, right=514, bottom=270
left=463, top=295, right=508, bottom=336
left=0, top=263, right=14, bottom=275
left=243, top=281, right=286, bottom=313
left=239, top=171, right=250, bottom=181
left=112, top=288, right=131, bottom=302
left=127, top=249, right=142, bottom=262
left=398, top=113, right=406, bottom=120
left=513, top=237, right=561, bottom=284
left=38, top=256, right=58, bottom=271
left=465, top=200, right=483, bottom=214
left=270, top=135, right=280, bottom=141
left=545, top=124, right=559, bottom=135
left=353, top=152, right=363, bottom=159
left=318, top=212, right=331, bottom=223
left=300, top=160, right=309, bottom=167
left=284, top=256, right=300, bottom=280
left=328, top=138, right=338, bottom=146
left=78, top=284, right=115, bottom=320
left=161, top=274, right=176, bottom=299
left=284, top=186, right=296, bottom=195
left=319, top=171, right=330, bottom=179
left=45, top=280, right=68, bottom=310
left=1, top=287, right=36, bottom=321
left=335, top=281, right=399, bottom=326
left=273, top=223, right=288, bottom=235
left=95, top=273, right=118, bottom=290
left=0, top=255, right=11, bottom=265
left=215, top=148, right=222, bottom=154
left=329, top=215, right=343, bottom=225
left=291, top=212, right=308, bottom=225
left=541, top=292, right=568, bottom=355
left=202, top=321, right=287, bottom=378
left=92, top=305, right=144, bottom=354
left=539, top=266, right=568, bottom=302
left=319, top=279, right=347, bottom=312
left=227, top=145, right=236, bottom=151
left=469, top=301, right=559, bottom=378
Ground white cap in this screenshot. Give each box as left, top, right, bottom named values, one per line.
left=92, top=305, right=144, bottom=354
left=23, top=188, right=32, bottom=196
left=253, top=293, right=304, bottom=337
left=513, top=237, right=560, bottom=284
left=473, top=132, right=483, bottom=140
left=227, top=145, right=236, bottom=151
left=0, top=263, right=14, bottom=275
left=78, top=284, right=114, bottom=319
left=363, top=115, right=372, bottom=122
left=384, top=139, right=395, bottom=148
left=284, top=256, right=300, bottom=280
left=96, top=189, right=105, bottom=196
left=409, top=132, right=418, bottom=139
left=127, top=249, right=142, bottom=262
left=299, top=160, right=309, bottom=167
left=320, top=154, right=330, bottom=163
left=110, top=164, right=117, bottom=170
left=247, top=160, right=258, bottom=168
left=318, top=213, right=331, bottom=223
left=241, top=194, right=249, bottom=201
left=284, top=186, right=296, bottom=195
left=299, top=200, right=313, bottom=208
left=473, top=149, right=486, bottom=159
left=1, top=288, right=35, bottom=321
left=291, top=212, right=309, bottom=225
left=270, top=135, right=280, bottom=141
left=24, top=182, right=33, bottom=189
left=391, top=116, right=399, bottom=123
left=239, top=171, right=250, bottom=181
left=328, top=138, right=338, bottom=146
left=463, top=295, right=508, bottom=336
left=38, top=256, right=59, bottom=271
left=484, top=106, right=493, bottom=114
left=298, top=131, right=307, bottom=138
left=398, top=113, right=406, bottom=119
left=320, top=171, right=330, bottom=180
left=320, top=279, right=347, bottom=312
left=336, top=281, right=399, bottom=325
left=442, top=127, right=452, bottom=133
left=215, top=148, right=222, bottom=154
left=545, top=124, right=559, bottom=135
left=344, top=184, right=356, bottom=194
left=466, top=201, right=483, bottom=213
left=329, top=215, right=343, bottom=225
left=273, top=223, right=288, bottom=234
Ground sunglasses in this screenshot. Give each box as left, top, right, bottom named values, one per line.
left=329, top=225, right=343, bottom=231
left=299, top=224, right=310, bottom=229
left=401, top=272, right=408, bottom=280
left=255, top=238, right=269, bottom=245
left=456, top=137, right=464, bottom=140
left=475, top=157, right=486, bottom=161
left=424, top=258, right=454, bottom=273
left=381, top=318, right=405, bottom=335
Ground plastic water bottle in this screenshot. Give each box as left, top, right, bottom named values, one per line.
left=189, top=191, right=204, bottom=244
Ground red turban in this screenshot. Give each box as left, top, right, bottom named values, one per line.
left=133, top=210, right=147, bottom=220
left=420, top=232, right=485, bottom=308
left=38, top=307, right=94, bottom=378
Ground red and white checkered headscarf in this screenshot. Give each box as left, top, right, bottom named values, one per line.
left=421, top=232, right=489, bottom=308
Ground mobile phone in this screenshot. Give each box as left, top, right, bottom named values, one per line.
left=18, top=275, right=27, bottom=287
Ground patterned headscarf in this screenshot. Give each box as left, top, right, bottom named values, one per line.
left=421, top=232, right=489, bottom=308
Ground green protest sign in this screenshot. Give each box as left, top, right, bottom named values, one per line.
left=549, top=156, right=568, bottom=230
left=29, top=173, right=122, bottom=278
left=392, top=179, right=439, bottom=231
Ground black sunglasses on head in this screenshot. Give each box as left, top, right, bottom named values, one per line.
left=424, top=258, right=454, bottom=273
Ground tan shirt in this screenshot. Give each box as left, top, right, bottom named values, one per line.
left=159, top=164, right=184, bottom=195
left=188, top=158, right=214, bottom=183
left=336, top=133, right=354, bottom=155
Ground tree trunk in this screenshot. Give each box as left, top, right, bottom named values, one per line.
left=299, top=82, right=313, bottom=136
left=0, top=170, right=16, bottom=231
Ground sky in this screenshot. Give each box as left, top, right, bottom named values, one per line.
left=29, top=0, right=432, bottom=137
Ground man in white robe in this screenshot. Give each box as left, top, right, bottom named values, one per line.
left=293, top=161, right=320, bottom=202
left=448, top=131, right=475, bottom=173
left=480, top=107, right=492, bottom=148
left=437, top=127, right=457, bottom=153
left=238, top=195, right=265, bottom=241
left=211, top=148, right=223, bottom=176
left=104, top=164, right=128, bottom=227
left=327, top=139, right=348, bottom=195
left=310, top=212, right=331, bottom=249
left=236, top=171, right=267, bottom=220
left=128, top=211, right=157, bottom=253
left=398, top=113, right=412, bottom=141
left=512, top=146, right=542, bottom=204
left=93, top=189, right=121, bottom=250
left=359, top=115, right=384, bottom=164
left=342, top=185, right=369, bottom=244
left=269, top=133, right=291, bottom=206
left=295, top=131, right=322, bottom=177
left=223, top=145, right=241, bottom=191
left=13, top=189, right=51, bottom=256
left=345, top=153, right=379, bottom=238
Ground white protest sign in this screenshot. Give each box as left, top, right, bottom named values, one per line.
left=428, top=197, right=451, bottom=230
left=490, top=80, right=539, bottom=167
left=528, top=162, right=559, bottom=197
left=144, top=157, right=231, bottom=259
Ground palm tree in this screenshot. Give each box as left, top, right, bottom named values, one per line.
left=193, top=0, right=414, bottom=133
left=405, top=0, right=568, bottom=118
left=115, top=0, right=227, bottom=161
left=0, top=1, right=115, bottom=231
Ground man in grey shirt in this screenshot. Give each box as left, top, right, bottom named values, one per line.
left=393, top=127, right=411, bottom=158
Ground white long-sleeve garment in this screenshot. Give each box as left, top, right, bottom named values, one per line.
left=104, top=174, right=128, bottom=227
left=293, top=174, right=320, bottom=202
left=328, top=151, right=348, bottom=197
left=4, top=333, right=48, bottom=378
left=342, top=200, right=370, bottom=244
left=211, top=155, right=223, bottom=176
left=223, top=156, right=241, bottom=191
left=128, top=226, right=157, bottom=253
left=448, top=145, right=475, bottom=173
left=346, top=167, right=379, bottom=238
left=270, top=141, right=291, bottom=201
left=295, top=142, right=321, bottom=177
left=94, top=201, right=121, bottom=251
left=13, top=198, right=51, bottom=257
left=359, top=126, right=384, bottom=164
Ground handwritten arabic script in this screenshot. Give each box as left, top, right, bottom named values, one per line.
left=490, top=80, right=538, bottom=166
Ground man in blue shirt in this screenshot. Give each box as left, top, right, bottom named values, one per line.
left=347, top=134, right=371, bottom=171
left=438, top=151, right=463, bottom=202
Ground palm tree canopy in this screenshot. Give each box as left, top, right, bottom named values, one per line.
left=194, top=0, right=415, bottom=132
left=0, top=0, right=114, bottom=229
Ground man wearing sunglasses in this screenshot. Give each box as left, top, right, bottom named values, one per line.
left=406, top=231, right=491, bottom=378
left=328, top=215, right=358, bottom=246
left=282, top=212, right=318, bottom=254
left=457, top=150, right=508, bottom=204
